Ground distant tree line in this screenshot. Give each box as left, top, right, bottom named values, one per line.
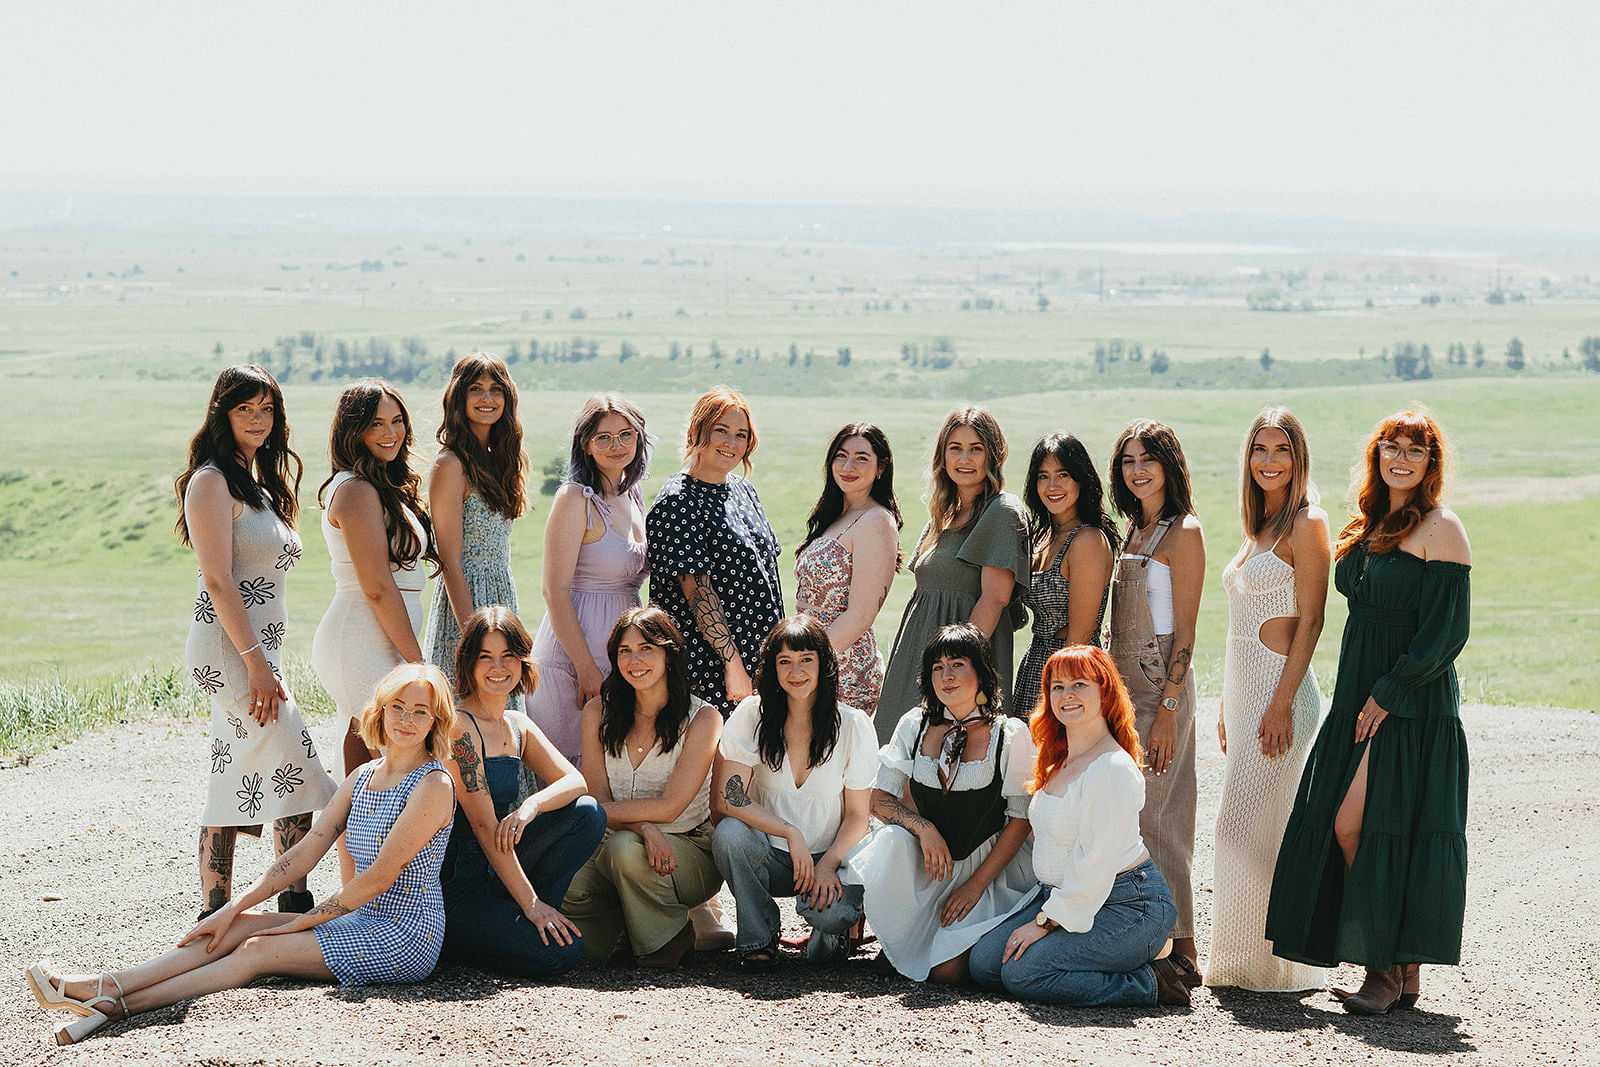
left=1091, top=339, right=1172, bottom=375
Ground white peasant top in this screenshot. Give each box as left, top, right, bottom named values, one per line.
left=874, top=710, right=1035, bottom=821
left=602, top=698, right=717, bottom=834
left=1029, top=741, right=1149, bottom=932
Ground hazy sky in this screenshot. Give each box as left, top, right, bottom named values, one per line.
left=4, top=0, right=1595, bottom=229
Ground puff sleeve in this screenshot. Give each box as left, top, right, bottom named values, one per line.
left=1368, top=562, right=1471, bottom=720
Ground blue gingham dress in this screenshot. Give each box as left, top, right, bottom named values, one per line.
left=314, top=759, right=454, bottom=986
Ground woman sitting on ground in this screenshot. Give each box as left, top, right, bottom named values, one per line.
left=26, top=663, right=457, bottom=1046
left=841, top=623, right=1036, bottom=983
left=437, top=607, right=607, bottom=979
left=969, top=646, right=1190, bottom=1007
left=563, top=607, right=723, bottom=968
left=712, top=615, right=879, bottom=968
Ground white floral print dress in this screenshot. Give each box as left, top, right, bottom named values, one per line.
left=185, top=478, right=337, bottom=826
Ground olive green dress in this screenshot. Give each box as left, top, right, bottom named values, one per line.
left=876, top=493, right=1031, bottom=744
left=1266, top=545, right=1471, bottom=969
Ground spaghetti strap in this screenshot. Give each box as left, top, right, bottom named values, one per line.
left=461, top=709, right=488, bottom=756
left=838, top=509, right=871, bottom=540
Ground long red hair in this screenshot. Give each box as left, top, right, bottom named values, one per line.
left=1334, top=410, right=1448, bottom=560
left=1029, top=646, right=1143, bottom=792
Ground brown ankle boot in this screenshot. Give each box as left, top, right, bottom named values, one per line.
left=1150, top=957, right=1193, bottom=1007
left=1340, top=965, right=1404, bottom=1015
left=636, top=922, right=694, bottom=970
left=1397, top=963, right=1420, bottom=1009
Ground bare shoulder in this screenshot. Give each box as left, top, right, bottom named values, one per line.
left=1166, top=514, right=1206, bottom=555
left=1422, top=507, right=1472, bottom=564
left=331, top=474, right=378, bottom=510
left=430, top=448, right=464, bottom=478
left=1291, top=505, right=1332, bottom=546
left=1067, top=525, right=1113, bottom=562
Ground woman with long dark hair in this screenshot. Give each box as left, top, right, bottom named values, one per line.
left=312, top=380, right=439, bottom=786
left=844, top=624, right=1036, bottom=983
left=1267, top=411, right=1471, bottom=1015
left=527, top=393, right=650, bottom=760
left=712, top=616, right=879, bottom=968
left=876, top=407, right=1030, bottom=744
left=794, top=423, right=903, bottom=715
left=1014, top=433, right=1118, bottom=716
left=1104, top=419, right=1206, bottom=985
left=969, top=646, right=1189, bottom=1007
left=423, top=353, right=527, bottom=687
left=1209, top=407, right=1329, bottom=992
left=563, top=607, right=722, bottom=969
left=175, top=364, right=336, bottom=919
left=438, top=607, right=607, bottom=979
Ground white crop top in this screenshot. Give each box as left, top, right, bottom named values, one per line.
left=1124, top=555, right=1174, bottom=635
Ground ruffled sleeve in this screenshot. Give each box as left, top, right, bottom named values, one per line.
left=956, top=493, right=1031, bottom=631
left=1368, top=561, right=1471, bottom=720
left=1039, top=754, right=1146, bottom=932
left=873, top=709, right=924, bottom=795
left=645, top=478, right=714, bottom=580
left=999, top=717, right=1037, bottom=819
left=719, top=695, right=765, bottom=767
left=840, top=705, right=881, bottom=791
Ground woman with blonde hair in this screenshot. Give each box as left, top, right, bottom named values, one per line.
left=968, top=646, right=1189, bottom=1007
left=646, top=386, right=782, bottom=717
left=26, top=664, right=457, bottom=1045
left=527, top=393, right=650, bottom=760
left=876, top=406, right=1030, bottom=743
left=1209, top=407, right=1330, bottom=992
left=1267, top=410, right=1472, bottom=1016
left=424, top=353, right=527, bottom=688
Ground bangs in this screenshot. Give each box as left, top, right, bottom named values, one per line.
left=1376, top=411, right=1438, bottom=448
left=768, top=617, right=831, bottom=657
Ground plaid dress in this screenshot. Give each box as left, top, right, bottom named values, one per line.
left=314, top=760, right=453, bottom=985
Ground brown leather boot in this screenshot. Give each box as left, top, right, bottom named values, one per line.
left=636, top=922, right=694, bottom=970
left=1338, top=965, right=1404, bottom=1015
left=1398, top=963, right=1420, bottom=1009
left=1151, top=957, right=1193, bottom=1007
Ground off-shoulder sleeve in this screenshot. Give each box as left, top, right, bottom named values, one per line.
left=840, top=706, right=881, bottom=791
left=645, top=483, right=714, bottom=580
left=1000, top=717, right=1037, bottom=819
left=719, top=695, right=765, bottom=766
left=956, top=493, right=1031, bottom=630
left=1368, top=561, right=1471, bottom=720
left=1039, top=755, right=1145, bottom=932
left=874, top=709, right=924, bottom=795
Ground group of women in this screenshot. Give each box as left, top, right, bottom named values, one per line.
left=23, top=356, right=1473, bottom=1044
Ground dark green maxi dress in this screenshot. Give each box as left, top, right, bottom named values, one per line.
left=1265, top=545, right=1471, bottom=969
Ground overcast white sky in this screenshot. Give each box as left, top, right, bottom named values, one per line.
left=3, top=0, right=1595, bottom=230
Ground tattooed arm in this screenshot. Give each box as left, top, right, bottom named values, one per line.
left=220, top=773, right=355, bottom=917
left=681, top=574, right=753, bottom=700
left=266, top=770, right=455, bottom=934
left=1148, top=516, right=1206, bottom=775
left=712, top=758, right=801, bottom=843
left=872, top=785, right=955, bottom=881
left=440, top=728, right=543, bottom=915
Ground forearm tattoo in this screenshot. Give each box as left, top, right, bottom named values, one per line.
left=451, top=730, right=485, bottom=792
left=688, top=578, right=738, bottom=662
left=305, top=894, right=353, bottom=922
left=723, top=774, right=753, bottom=808
left=872, top=792, right=932, bottom=836
left=1166, top=645, right=1192, bottom=686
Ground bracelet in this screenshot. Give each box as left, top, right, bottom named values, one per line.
left=237, top=642, right=261, bottom=658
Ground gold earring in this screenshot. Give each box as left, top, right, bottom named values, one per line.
left=975, top=692, right=989, bottom=706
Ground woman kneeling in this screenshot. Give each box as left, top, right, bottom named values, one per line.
left=26, top=664, right=457, bottom=1045
left=564, top=607, right=723, bottom=968
left=438, top=607, right=607, bottom=978
left=712, top=615, right=879, bottom=967
left=970, top=646, right=1189, bottom=1007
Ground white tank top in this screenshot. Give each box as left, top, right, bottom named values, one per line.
left=321, top=470, right=427, bottom=594
left=602, top=698, right=714, bottom=833
left=1123, top=555, right=1174, bottom=635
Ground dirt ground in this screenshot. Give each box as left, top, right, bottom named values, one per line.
left=2, top=700, right=1595, bottom=1066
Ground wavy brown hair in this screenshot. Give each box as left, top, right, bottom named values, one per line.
left=453, top=605, right=539, bottom=701
left=1335, top=410, right=1448, bottom=560
left=437, top=353, right=527, bottom=519
left=175, top=364, right=302, bottom=545
left=1029, top=645, right=1144, bottom=788
left=568, top=393, right=650, bottom=495
left=600, top=606, right=695, bottom=758
left=317, top=379, right=439, bottom=573
left=1241, top=406, right=1318, bottom=542
left=915, top=406, right=1008, bottom=560
left=1108, top=419, right=1196, bottom=529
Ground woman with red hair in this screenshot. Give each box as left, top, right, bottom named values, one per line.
left=1266, top=410, right=1472, bottom=1015
left=968, top=646, right=1191, bottom=1007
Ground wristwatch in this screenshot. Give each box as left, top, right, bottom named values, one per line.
left=1160, top=696, right=1179, bottom=712
left=1034, top=911, right=1054, bottom=930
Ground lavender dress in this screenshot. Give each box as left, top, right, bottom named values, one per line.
left=526, top=486, right=648, bottom=760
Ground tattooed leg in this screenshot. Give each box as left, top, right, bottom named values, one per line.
left=273, top=814, right=313, bottom=892
left=198, top=826, right=238, bottom=913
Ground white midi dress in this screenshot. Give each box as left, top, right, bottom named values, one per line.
left=311, top=471, right=428, bottom=724
left=185, top=476, right=336, bottom=826
left=842, top=711, right=1037, bottom=981
left=1208, top=547, right=1326, bottom=991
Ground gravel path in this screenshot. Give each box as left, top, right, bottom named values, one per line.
left=3, top=701, right=1596, bottom=1066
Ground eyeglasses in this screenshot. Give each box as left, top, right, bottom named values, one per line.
left=591, top=430, right=637, bottom=450
left=383, top=703, right=435, bottom=722
left=1377, top=442, right=1429, bottom=464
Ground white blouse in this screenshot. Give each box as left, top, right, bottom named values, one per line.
left=602, top=698, right=716, bottom=834
left=1029, top=743, right=1149, bottom=932
left=875, top=710, right=1035, bottom=821
left=720, top=696, right=879, bottom=854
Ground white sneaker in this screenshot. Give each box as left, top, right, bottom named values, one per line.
left=689, top=899, right=736, bottom=951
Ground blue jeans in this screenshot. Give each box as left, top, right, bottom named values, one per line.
left=441, top=797, right=607, bottom=978
left=710, top=818, right=864, bottom=953
left=970, top=859, right=1176, bottom=1007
